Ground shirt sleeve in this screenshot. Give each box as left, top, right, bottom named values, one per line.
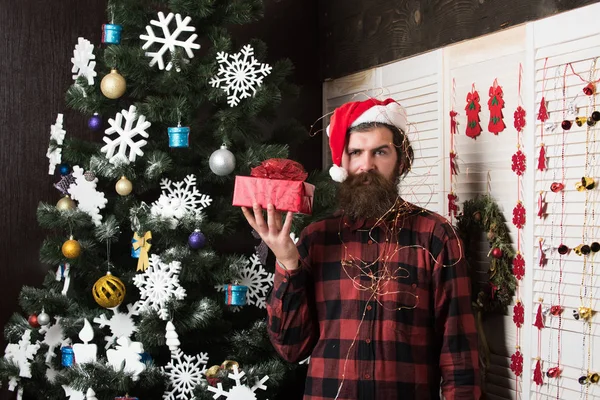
left=432, top=224, right=481, bottom=400
left=266, top=229, right=319, bottom=363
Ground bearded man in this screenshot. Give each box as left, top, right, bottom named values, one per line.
left=242, top=98, right=480, bottom=400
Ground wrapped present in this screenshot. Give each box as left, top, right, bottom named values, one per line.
left=232, top=158, right=314, bottom=214
left=224, top=284, right=248, bottom=306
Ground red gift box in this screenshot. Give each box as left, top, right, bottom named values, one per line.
left=232, top=159, right=315, bottom=215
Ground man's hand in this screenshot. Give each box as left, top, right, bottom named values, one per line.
left=241, top=203, right=300, bottom=270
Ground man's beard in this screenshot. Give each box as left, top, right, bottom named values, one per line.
left=338, top=170, right=400, bottom=220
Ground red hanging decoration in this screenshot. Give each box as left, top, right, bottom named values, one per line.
left=512, top=202, right=526, bottom=229
left=510, top=349, right=523, bottom=376
left=538, top=239, right=547, bottom=268
left=537, top=191, right=546, bottom=219
left=465, top=86, right=482, bottom=139
left=449, top=151, right=458, bottom=175
left=514, top=106, right=526, bottom=132
left=448, top=192, right=458, bottom=217
left=512, top=253, right=525, bottom=280
left=534, top=302, right=545, bottom=330
left=450, top=110, right=458, bottom=135
left=537, top=144, right=547, bottom=171
left=533, top=359, right=544, bottom=386
left=513, top=301, right=524, bottom=327
left=547, top=366, right=561, bottom=378
left=537, top=97, right=549, bottom=122
left=511, top=149, right=526, bottom=176
left=488, top=79, right=506, bottom=134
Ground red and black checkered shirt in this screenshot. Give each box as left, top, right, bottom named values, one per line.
left=266, top=206, right=480, bottom=400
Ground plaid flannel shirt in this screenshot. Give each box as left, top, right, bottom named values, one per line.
left=266, top=206, right=480, bottom=400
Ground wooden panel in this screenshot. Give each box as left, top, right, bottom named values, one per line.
left=319, top=0, right=600, bottom=79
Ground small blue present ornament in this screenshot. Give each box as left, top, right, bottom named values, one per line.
left=61, top=346, right=74, bottom=367
left=168, top=126, right=190, bottom=148
left=102, top=24, right=123, bottom=44
left=224, top=284, right=248, bottom=306
left=131, top=237, right=141, bottom=258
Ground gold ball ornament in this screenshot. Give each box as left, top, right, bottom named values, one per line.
left=100, top=68, right=126, bottom=99
left=92, top=272, right=126, bottom=308
left=62, top=237, right=81, bottom=259
left=115, top=176, right=133, bottom=196
left=56, top=195, right=76, bottom=211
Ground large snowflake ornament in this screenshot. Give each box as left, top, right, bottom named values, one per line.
left=68, top=165, right=107, bottom=226
left=209, top=44, right=272, bottom=107
left=63, top=386, right=85, bottom=400
left=133, top=254, right=186, bottom=320
left=151, top=175, right=212, bottom=228
left=39, top=317, right=70, bottom=364
left=106, top=337, right=146, bottom=380
left=163, top=349, right=209, bottom=400
left=140, top=12, right=200, bottom=71
left=101, top=105, right=151, bottom=165
left=3, top=330, right=40, bottom=379
left=71, top=37, right=97, bottom=85
left=206, top=364, right=269, bottom=400
left=217, top=252, right=273, bottom=311
left=93, top=302, right=140, bottom=349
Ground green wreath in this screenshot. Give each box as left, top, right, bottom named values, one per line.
left=455, top=194, right=518, bottom=314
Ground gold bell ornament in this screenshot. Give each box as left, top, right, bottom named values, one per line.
left=576, top=176, right=595, bottom=192
left=100, top=68, right=126, bottom=99
left=56, top=195, right=76, bottom=211
left=578, top=306, right=593, bottom=321
left=62, top=236, right=81, bottom=259
left=92, top=271, right=126, bottom=308
left=115, top=176, right=133, bottom=196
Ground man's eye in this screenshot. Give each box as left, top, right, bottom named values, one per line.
left=376, top=150, right=387, bottom=155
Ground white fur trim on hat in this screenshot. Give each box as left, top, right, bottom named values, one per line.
left=350, top=102, right=407, bottom=132
left=329, top=164, right=348, bottom=183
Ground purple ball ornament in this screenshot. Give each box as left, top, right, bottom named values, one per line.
left=88, top=113, right=102, bottom=131
left=188, top=230, right=206, bottom=249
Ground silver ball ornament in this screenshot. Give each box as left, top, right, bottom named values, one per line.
left=209, top=145, right=236, bottom=176
left=37, top=311, right=51, bottom=326
left=115, top=176, right=133, bottom=196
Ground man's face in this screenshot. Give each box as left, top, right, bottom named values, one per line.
left=341, top=126, right=399, bottom=181
left=337, top=126, right=400, bottom=220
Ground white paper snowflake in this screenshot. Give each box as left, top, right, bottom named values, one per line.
left=133, top=254, right=186, bottom=320
left=71, top=37, right=97, bottom=85
left=216, top=252, right=273, bottom=311
left=67, top=165, right=107, bottom=226
left=93, top=302, right=140, bottom=349
left=39, top=317, right=70, bottom=364
left=151, top=175, right=212, bottom=229
left=50, top=113, right=66, bottom=145
left=209, top=44, right=272, bottom=107
left=63, top=385, right=85, bottom=400
left=46, top=146, right=62, bottom=176
left=101, top=105, right=151, bottom=165
left=45, top=365, right=59, bottom=383
left=3, top=330, right=40, bottom=379
left=206, top=364, right=269, bottom=400
left=163, top=348, right=209, bottom=400
left=140, top=12, right=200, bottom=71
left=106, top=337, right=146, bottom=380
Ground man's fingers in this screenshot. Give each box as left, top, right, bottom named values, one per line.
left=253, top=203, right=267, bottom=230
left=266, top=204, right=280, bottom=233
left=282, top=211, right=294, bottom=235
left=241, top=207, right=258, bottom=231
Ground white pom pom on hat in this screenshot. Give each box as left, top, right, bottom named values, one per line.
left=326, top=98, right=407, bottom=182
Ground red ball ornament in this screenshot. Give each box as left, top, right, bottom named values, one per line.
left=28, top=314, right=40, bottom=328
left=561, top=120, right=572, bottom=130
left=491, top=247, right=503, bottom=258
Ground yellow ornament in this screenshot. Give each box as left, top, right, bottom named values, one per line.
left=220, top=360, right=239, bottom=371
left=56, top=195, right=76, bottom=211
left=205, top=365, right=221, bottom=378
left=100, top=68, right=126, bottom=99
left=62, top=237, right=81, bottom=259
left=115, top=176, right=133, bottom=196
left=92, top=272, right=126, bottom=308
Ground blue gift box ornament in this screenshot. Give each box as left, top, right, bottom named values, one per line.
left=61, top=346, right=74, bottom=367
left=224, top=284, right=248, bottom=306
left=131, top=237, right=141, bottom=258
left=168, top=126, right=190, bottom=148
left=102, top=24, right=123, bottom=44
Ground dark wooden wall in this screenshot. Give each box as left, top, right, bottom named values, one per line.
left=319, top=0, right=600, bottom=80
left=0, top=1, right=320, bottom=399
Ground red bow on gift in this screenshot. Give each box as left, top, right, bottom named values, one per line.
left=251, top=159, right=308, bottom=181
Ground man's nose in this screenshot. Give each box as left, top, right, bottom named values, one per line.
left=359, top=154, right=376, bottom=172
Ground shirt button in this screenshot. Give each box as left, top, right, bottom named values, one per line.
left=364, top=373, right=371, bottom=379
left=367, top=240, right=373, bottom=245
left=366, top=305, right=372, bottom=311
left=365, top=338, right=371, bottom=344
left=283, top=278, right=288, bottom=283
left=411, top=283, right=416, bottom=288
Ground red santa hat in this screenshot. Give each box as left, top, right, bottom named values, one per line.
left=326, top=98, right=407, bottom=182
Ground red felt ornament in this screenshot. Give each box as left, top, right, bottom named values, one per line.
left=512, top=202, right=526, bottom=229
left=510, top=349, right=523, bottom=376
left=538, top=239, right=547, bottom=268
left=550, top=182, right=564, bottom=193
left=537, top=97, right=549, bottom=122
left=450, top=110, right=458, bottom=135
left=448, top=192, right=458, bottom=218
left=547, top=366, right=561, bottom=378
left=511, top=149, right=526, bottom=176
left=465, top=86, right=482, bottom=139
left=537, top=192, right=546, bottom=219
left=512, top=253, right=525, bottom=280
left=514, top=106, right=526, bottom=133
left=513, top=301, right=524, bottom=327
left=537, top=144, right=547, bottom=171
left=550, top=305, right=563, bottom=316
left=533, top=359, right=544, bottom=386
left=534, top=303, right=545, bottom=330
left=488, top=79, right=506, bottom=134
left=449, top=151, right=458, bottom=175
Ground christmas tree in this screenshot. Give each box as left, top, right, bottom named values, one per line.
left=0, top=1, right=334, bottom=399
